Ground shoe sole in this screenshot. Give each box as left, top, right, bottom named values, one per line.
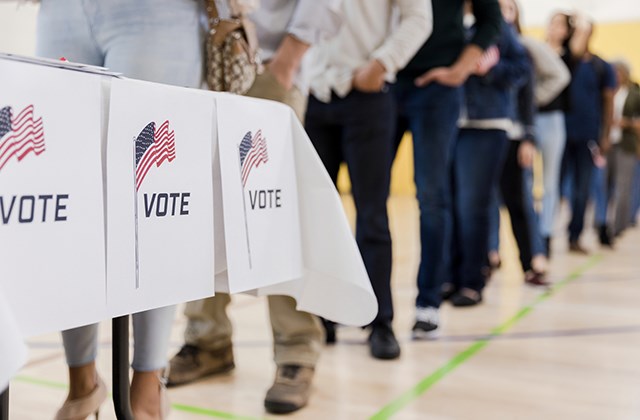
left=264, top=400, right=306, bottom=414
left=166, top=362, right=235, bottom=388
left=412, top=329, right=440, bottom=340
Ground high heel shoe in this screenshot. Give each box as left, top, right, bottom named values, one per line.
left=54, top=376, right=107, bottom=420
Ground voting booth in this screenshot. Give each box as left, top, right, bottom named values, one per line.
left=0, top=54, right=378, bottom=402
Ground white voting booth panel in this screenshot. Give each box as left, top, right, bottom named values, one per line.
left=0, top=59, right=108, bottom=337
left=0, top=55, right=378, bottom=386
left=215, top=93, right=303, bottom=293
left=106, top=78, right=216, bottom=317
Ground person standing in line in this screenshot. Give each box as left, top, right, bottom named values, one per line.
left=391, top=0, right=502, bottom=337
left=36, top=0, right=205, bottom=418
left=561, top=20, right=617, bottom=254
left=167, top=0, right=342, bottom=415
left=444, top=4, right=530, bottom=307
left=608, top=60, right=640, bottom=237
left=305, top=0, right=433, bottom=359
left=536, top=12, right=590, bottom=257
left=486, top=0, right=570, bottom=287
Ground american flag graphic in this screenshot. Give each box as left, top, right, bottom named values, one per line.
left=135, top=120, right=175, bottom=191
left=239, top=130, right=268, bottom=187
left=0, top=105, right=45, bottom=172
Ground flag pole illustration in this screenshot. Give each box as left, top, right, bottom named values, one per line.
left=238, top=130, right=268, bottom=270
left=0, top=105, right=45, bottom=172
left=133, top=120, right=176, bottom=289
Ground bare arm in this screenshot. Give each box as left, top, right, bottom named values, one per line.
left=600, top=88, right=615, bottom=152
left=415, top=44, right=484, bottom=87
left=569, top=13, right=591, bottom=59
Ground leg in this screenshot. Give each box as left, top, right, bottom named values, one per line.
left=130, top=306, right=176, bottom=419
left=401, top=83, right=461, bottom=310
left=568, top=141, right=595, bottom=245
left=452, top=129, right=508, bottom=301
left=612, top=150, right=636, bottom=236
left=167, top=294, right=235, bottom=386
left=500, top=142, right=533, bottom=273
left=535, top=112, right=566, bottom=252
left=305, top=95, right=344, bottom=186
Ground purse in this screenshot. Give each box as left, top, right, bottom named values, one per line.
left=205, top=0, right=262, bottom=94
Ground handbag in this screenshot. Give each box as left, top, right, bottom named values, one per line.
left=205, top=0, right=262, bottom=94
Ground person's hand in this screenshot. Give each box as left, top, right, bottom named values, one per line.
left=572, top=12, right=591, bottom=31
left=353, top=59, right=386, bottom=93
left=518, top=141, right=536, bottom=169
left=415, top=66, right=468, bottom=87
left=266, top=59, right=296, bottom=91
left=473, top=46, right=500, bottom=77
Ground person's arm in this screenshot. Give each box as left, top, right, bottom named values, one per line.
left=267, top=0, right=342, bottom=90
left=355, top=0, right=433, bottom=92
left=522, top=37, right=571, bottom=107
left=481, top=23, right=529, bottom=90
left=569, top=13, right=591, bottom=59
left=415, top=0, right=502, bottom=87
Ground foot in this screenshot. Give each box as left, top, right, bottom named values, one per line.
left=569, top=241, right=590, bottom=255
left=55, top=375, right=107, bottom=420
left=450, top=288, right=483, bottom=307
left=412, top=307, right=439, bottom=340
left=524, top=270, right=551, bottom=287
left=598, top=225, right=614, bottom=248
left=166, top=344, right=234, bottom=387
left=130, top=371, right=170, bottom=420
left=264, top=365, right=314, bottom=414
left=368, top=322, right=401, bottom=360
left=441, top=283, right=457, bottom=301
left=321, top=318, right=337, bottom=345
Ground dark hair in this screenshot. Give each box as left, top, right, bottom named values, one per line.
left=552, top=12, right=576, bottom=49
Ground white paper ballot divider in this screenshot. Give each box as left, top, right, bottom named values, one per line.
left=0, top=58, right=108, bottom=336
left=215, top=93, right=304, bottom=293
left=0, top=285, right=27, bottom=392
left=106, top=78, right=215, bottom=317
left=214, top=94, right=377, bottom=326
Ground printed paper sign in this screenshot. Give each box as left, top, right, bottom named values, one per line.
left=215, top=94, right=303, bottom=292
left=0, top=59, right=108, bottom=336
left=106, top=78, right=215, bottom=316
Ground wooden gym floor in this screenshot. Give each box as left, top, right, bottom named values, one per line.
left=8, top=195, right=640, bottom=419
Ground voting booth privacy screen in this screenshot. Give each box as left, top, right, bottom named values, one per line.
left=0, top=55, right=377, bottom=387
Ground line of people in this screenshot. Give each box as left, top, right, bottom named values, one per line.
left=34, top=0, right=640, bottom=418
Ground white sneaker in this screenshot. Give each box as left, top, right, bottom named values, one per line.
left=412, top=307, right=440, bottom=340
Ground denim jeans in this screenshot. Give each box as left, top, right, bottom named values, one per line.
left=306, top=90, right=394, bottom=325
left=632, top=161, right=640, bottom=224
left=393, top=82, right=462, bottom=309
left=562, top=139, right=595, bottom=243
left=452, top=129, right=508, bottom=292
left=37, top=0, right=203, bottom=371
left=535, top=111, right=566, bottom=238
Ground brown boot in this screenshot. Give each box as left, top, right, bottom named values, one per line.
left=166, top=344, right=234, bottom=387
left=264, top=365, right=314, bottom=414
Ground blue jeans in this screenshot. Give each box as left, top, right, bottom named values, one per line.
left=452, top=129, right=508, bottom=292
left=562, top=139, right=595, bottom=243
left=535, top=111, right=566, bottom=238
left=393, top=82, right=462, bottom=309
left=37, top=0, right=203, bottom=371
left=592, top=164, right=612, bottom=227
left=305, top=90, right=394, bottom=325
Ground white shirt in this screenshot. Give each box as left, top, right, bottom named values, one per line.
left=307, top=0, right=433, bottom=102
left=612, top=86, right=629, bottom=144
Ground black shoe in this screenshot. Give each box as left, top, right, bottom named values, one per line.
left=321, top=318, right=337, bottom=344
left=441, top=282, right=457, bottom=301
left=368, top=323, right=400, bottom=360
left=543, top=236, right=551, bottom=258
left=450, top=288, right=483, bottom=307
left=598, top=225, right=614, bottom=247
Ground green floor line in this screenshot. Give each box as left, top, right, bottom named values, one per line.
left=12, top=375, right=265, bottom=420
left=370, top=255, right=603, bottom=420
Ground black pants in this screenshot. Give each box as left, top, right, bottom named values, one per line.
left=499, top=141, right=535, bottom=272
left=562, top=139, right=595, bottom=242
left=305, top=90, right=394, bottom=325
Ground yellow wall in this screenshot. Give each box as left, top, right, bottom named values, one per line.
left=337, top=20, right=640, bottom=196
